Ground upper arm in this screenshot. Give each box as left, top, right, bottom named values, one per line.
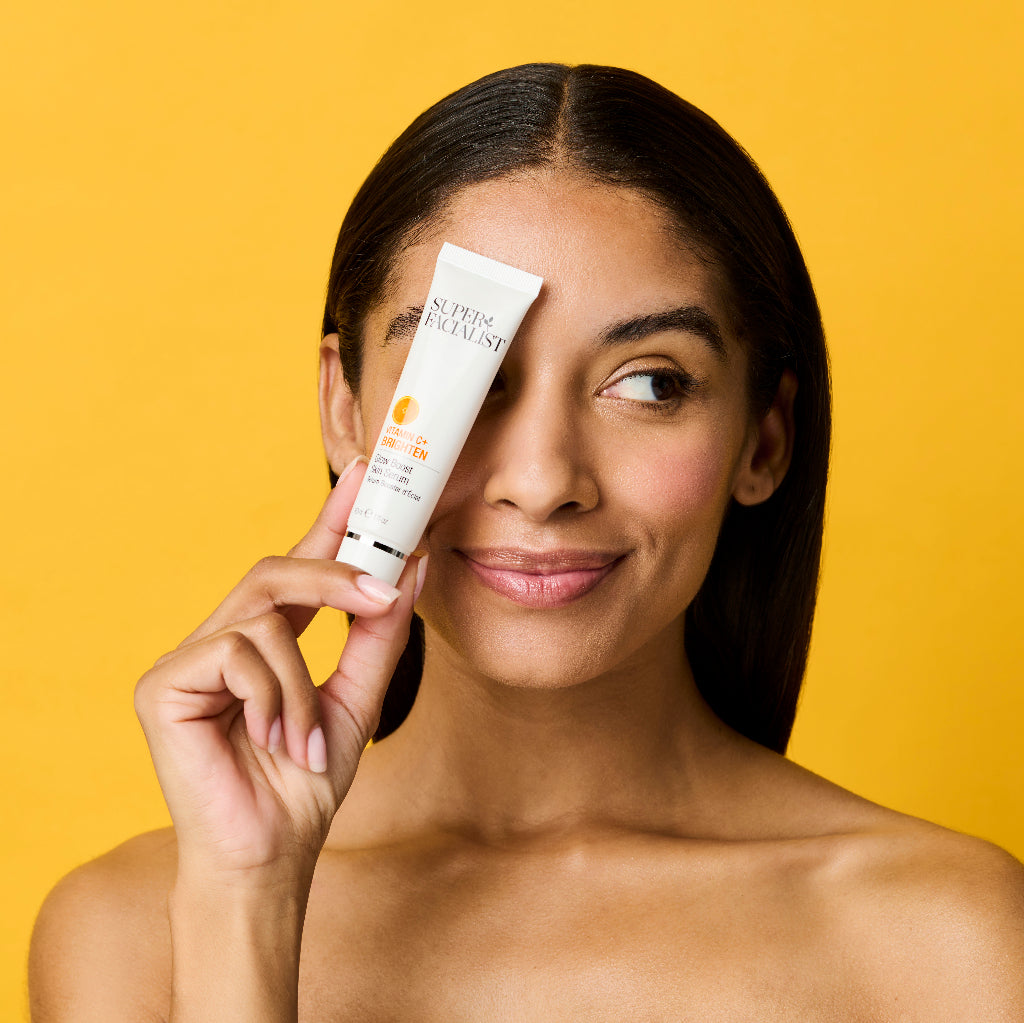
left=29, top=831, right=174, bottom=1023
left=933, top=841, right=1024, bottom=1017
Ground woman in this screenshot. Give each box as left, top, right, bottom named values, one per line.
left=30, top=64, right=1024, bottom=1021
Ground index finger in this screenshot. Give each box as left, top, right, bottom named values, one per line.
left=177, top=458, right=383, bottom=646
left=288, top=456, right=368, bottom=560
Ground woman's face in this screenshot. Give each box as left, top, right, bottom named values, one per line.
left=353, top=172, right=765, bottom=690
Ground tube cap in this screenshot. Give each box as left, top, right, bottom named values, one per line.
left=337, top=532, right=407, bottom=587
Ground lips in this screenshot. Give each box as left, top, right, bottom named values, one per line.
left=456, top=547, right=624, bottom=608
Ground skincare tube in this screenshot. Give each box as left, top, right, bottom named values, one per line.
left=337, top=242, right=543, bottom=584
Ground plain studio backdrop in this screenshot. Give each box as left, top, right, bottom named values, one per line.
left=2, top=0, right=1021, bottom=1016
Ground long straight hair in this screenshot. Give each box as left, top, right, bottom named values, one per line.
left=324, top=64, right=830, bottom=754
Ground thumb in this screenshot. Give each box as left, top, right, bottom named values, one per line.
left=316, top=554, right=424, bottom=787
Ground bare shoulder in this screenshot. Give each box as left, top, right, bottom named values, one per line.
left=29, top=828, right=176, bottom=1022
left=744, top=754, right=1023, bottom=1016
left=822, top=805, right=1024, bottom=1018
left=864, top=816, right=1024, bottom=949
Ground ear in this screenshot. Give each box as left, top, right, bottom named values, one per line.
left=732, top=368, right=798, bottom=507
left=319, top=333, right=366, bottom=476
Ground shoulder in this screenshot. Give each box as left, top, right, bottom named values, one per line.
left=749, top=756, right=1024, bottom=1015
left=824, top=814, right=1024, bottom=1017
left=29, top=828, right=176, bottom=1022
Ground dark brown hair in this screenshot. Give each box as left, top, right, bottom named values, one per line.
left=324, top=64, right=830, bottom=753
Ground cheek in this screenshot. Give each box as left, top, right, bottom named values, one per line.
left=608, top=431, right=741, bottom=630
left=616, top=430, right=738, bottom=526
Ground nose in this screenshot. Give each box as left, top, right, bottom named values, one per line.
left=480, top=386, right=599, bottom=522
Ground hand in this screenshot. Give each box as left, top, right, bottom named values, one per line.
left=134, top=458, right=423, bottom=888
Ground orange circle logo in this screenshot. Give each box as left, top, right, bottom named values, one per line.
left=392, top=395, right=419, bottom=424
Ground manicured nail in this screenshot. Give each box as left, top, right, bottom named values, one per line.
left=307, top=726, right=327, bottom=774
left=355, top=574, right=401, bottom=605
left=414, top=554, right=429, bottom=602
left=268, top=716, right=283, bottom=754
left=336, top=455, right=368, bottom=485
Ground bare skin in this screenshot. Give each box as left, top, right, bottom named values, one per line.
left=32, top=764, right=1024, bottom=1021
left=30, top=174, right=1024, bottom=1021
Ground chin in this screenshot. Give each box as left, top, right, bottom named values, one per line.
left=420, top=600, right=683, bottom=694
left=414, top=540, right=703, bottom=693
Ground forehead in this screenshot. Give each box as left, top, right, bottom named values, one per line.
left=371, top=172, right=733, bottom=338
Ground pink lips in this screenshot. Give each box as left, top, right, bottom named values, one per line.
left=457, top=548, right=622, bottom=608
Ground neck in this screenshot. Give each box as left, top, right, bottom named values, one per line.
left=370, top=623, right=741, bottom=844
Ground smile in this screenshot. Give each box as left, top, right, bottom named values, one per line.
left=457, top=548, right=624, bottom=608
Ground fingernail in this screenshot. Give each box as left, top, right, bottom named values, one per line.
left=336, top=455, right=368, bottom=485
left=268, top=716, right=283, bottom=754
left=356, top=574, right=401, bottom=605
left=414, top=554, right=429, bottom=602
left=307, top=726, right=327, bottom=774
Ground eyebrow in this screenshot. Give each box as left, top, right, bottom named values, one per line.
left=382, top=302, right=727, bottom=358
left=383, top=306, right=423, bottom=345
left=599, top=305, right=727, bottom=359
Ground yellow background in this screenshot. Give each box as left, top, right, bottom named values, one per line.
left=3, top=0, right=1022, bottom=1016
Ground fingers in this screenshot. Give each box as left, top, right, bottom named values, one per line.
left=180, top=555, right=399, bottom=647
left=141, top=610, right=334, bottom=770
left=318, top=554, right=427, bottom=768
left=140, top=553, right=424, bottom=779
left=237, top=612, right=321, bottom=770
left=139, top=629, right=284, bottom=749
left=141, top=457, right=421, bottom=789
left=288, top=456, right=367, bottom=559
left=178, top=460, right=395, bottom=647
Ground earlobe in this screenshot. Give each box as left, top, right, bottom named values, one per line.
left=733, top=369, right=798, bottom=507
left=319, top=333, right=365, bottom=476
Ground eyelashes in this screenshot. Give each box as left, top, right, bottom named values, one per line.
left=601, top=367, right=699, bottom=408
left=485, top=365, right=701, bottom=411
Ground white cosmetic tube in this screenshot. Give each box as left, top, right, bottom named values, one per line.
left=337, top=242, right=543, bottom=584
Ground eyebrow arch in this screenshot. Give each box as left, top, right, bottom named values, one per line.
left=599, top=305, right=726, bottom=359
left=383, top=306, right=423, bottom=345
